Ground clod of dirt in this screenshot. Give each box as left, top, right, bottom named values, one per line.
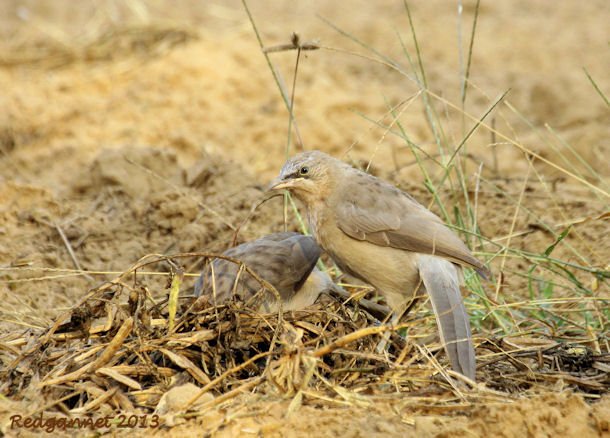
left=149, top=191, right=200, bottom=232
left=75, top=146, right=181, bottom=198
left=155, top=382, right=213, bottom=417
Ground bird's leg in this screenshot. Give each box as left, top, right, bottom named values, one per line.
left=375, top=312, right=400, bottom=354
left=402, top=286, right=425, bottom=318
left=375, top=283, right=424, bottom=354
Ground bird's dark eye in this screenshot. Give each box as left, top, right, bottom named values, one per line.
left=299, top=166, right=309, bottom=176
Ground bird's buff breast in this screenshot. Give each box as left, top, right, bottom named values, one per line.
left=310, top=209, right=421, bottom=311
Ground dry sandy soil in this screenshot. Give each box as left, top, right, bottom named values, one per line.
left=0, top=0, right=608, bottom=436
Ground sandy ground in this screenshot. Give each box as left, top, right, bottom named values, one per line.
left=0, top=0, right=608, bottom=436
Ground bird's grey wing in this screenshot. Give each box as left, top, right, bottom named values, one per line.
left=193, top=273, right=205, bottom=297
left=418, top=255, right=476, bottom=380
left=256, top=231, right=300, bottom=242
left=194, top=255, right=244, bottom=303
left=269, top=234, right=321, bottom=297
left=334, top=177, right=488, bottom=277
left=193, top=240, right=266, bottom=303
left=194, top=233, right=321, bottom=306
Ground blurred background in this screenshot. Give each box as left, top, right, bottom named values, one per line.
left=1, top=0, right=608, bottom=178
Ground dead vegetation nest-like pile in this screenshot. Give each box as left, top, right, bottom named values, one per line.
left=1, top=254, right=608, bottom=422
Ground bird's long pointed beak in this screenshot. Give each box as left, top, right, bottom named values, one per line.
left=267, top=176, right=303, bottom=191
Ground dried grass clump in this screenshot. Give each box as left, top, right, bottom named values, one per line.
left=1, top=254, right=608, bottom=421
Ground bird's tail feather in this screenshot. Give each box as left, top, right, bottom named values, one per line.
left=418, top=255, right=476, bottom=381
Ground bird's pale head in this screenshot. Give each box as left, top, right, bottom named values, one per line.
left=268, top=150, right=339, bottom=203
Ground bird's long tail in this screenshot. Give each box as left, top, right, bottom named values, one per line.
left=417, top=255, right=476, bottom=381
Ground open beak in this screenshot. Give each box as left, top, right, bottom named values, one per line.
left=267, top=176, right=303, bottom=191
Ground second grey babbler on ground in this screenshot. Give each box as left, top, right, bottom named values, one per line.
left=269, top=150, right=489, bottom=380
left=194, top=232, right=333, bottom=312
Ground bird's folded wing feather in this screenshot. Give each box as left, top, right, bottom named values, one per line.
left=195, top=233, right=321, bottom=303
left=334, top=179, right=488, bottom=277
left=272, top=234, right=321, bottom=296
